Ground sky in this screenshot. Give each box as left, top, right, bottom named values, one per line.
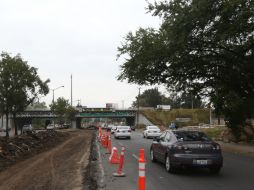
left=0, top=0, right=161, bottom=108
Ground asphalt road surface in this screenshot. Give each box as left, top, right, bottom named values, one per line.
left=98, top=131, right=254, bottom=190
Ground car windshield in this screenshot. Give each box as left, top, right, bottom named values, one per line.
left=117, top=126, right=130, bottom=129
left=174, top=131, right=210, bottom=141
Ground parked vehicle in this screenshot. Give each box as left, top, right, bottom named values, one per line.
left=143, top=125, right=161, bottom=138
left=114, top=126, right=131, bottom=139
left=150, top=130, right=223, bottom=174
left=23, top=124, right=33, bottom=133
left=46, top=124, right=55, bottom=130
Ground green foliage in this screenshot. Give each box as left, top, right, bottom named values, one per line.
left=132, top=88, right=166, bottom=108
left=50, top=97, right=69, bottom=120
left=50, top=97, right=77, bottom=123
left=118, top=0, right=254, bottom=134
left=66, top=106, right=77, bottom=121
left=0, top=52, right=50, bottom=136
left=27, top=101, right=48, bottom=110
left=201, top=127, right=226, bottom=140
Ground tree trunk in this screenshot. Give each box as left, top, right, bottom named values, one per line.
left=217, top=115, right=221, bottom=125
left=13, top=113, right=18, bottom=136
left=5, top=113, right=9, bottom=138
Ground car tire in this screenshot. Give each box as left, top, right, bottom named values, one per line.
left=150, top=148, right=156, bottom=162
left=128, top=136, right=131, bottom=139
left=209, top=167, right=221, bottom=175
left=165, top=155, right=175, bottom=173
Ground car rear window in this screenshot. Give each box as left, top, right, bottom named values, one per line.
left=117, top=126, right=130, bottom=130
left=174, top=131, right=210, bottom=141
left=149, top=126, right=159, bottom=130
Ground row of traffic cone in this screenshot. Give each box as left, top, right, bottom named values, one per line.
left=98, top=127, right=146, bottom=189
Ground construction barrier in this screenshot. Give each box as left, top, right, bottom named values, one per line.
left=109, top=147, right=120, bottom=164
left=113, top=147, right=126, bottom=177
left=138, top=149, right=146, bottom=190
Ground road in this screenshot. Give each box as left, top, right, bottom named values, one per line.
left=0, top=129, right=93, bottom=190
left=98, top=131, right=254, bottom=190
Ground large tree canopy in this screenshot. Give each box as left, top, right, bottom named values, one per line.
left=0, top=52, right=50, bottom=136
left=117, top=0, right=254, bottom=137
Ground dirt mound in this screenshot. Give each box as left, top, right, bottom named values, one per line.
left=0, top=130, right=69, bottom=172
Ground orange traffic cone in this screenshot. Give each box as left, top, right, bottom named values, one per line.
left=138, top=149, right=146, bottom=190
left=113, top=147, right=126, bottom=177
left=109, top=147, right=120, bottom=164
left=101, top=134, right=105, bottom=146
left=106, top=133, right=112, bottom=154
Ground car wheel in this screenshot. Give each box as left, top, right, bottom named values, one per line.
left=209, top=167, right=221, bottom=175
left=165, top=155, right=175, bottom=173
left=128, top=136, right=131, bottom=139
left=150, top=149, right=156, bottom=162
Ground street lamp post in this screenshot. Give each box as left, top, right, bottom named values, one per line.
left=52, top=85, right=64, bottom=105
left=52, top=85, right=64, bottom=127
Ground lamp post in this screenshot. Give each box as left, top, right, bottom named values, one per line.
left=52, top=85, right=64, bottom=127
left=52, top=85, right=64, bottom=105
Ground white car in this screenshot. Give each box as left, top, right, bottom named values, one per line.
left=46, top=124, right=55, bottom=130
left=114, top=126, right=131, bottom=139
left=143, top=125, right=161, bottom=138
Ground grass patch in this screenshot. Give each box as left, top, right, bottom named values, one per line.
left=141, top=108, right=210, bottom=128
left=201, top=127, right=226, bottom=139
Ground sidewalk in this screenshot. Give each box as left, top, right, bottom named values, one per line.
left=218, top=141, right=254, bottom=157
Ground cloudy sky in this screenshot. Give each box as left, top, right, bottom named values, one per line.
left=0, top=0, right=161, bottom=108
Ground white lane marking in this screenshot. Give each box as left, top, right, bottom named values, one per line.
left=118, top=142, right=123, bottom=146
left=132, top=154, right=139, bottom=160
left=96, top=140, right=105, bottom=187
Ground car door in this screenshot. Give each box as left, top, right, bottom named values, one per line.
left=161, top=131, right=175, bottom=163
left=155, top=132, right=167, bottom=161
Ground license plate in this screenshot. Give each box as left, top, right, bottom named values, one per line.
left=194, top=160, right=208, bottom=165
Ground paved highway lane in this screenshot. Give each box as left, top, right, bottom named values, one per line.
left=98, top=131, right=254, bottom=190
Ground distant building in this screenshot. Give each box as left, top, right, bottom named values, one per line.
left=106, top=103, right=118, bottom=109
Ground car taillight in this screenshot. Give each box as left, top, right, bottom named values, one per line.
left=173, top=145, right=189, bottom=150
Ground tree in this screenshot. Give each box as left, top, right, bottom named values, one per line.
left=0, top=52, right=50, bottom=137
left=117, top=0, right=254, bottom=139
left=50, top=97, right=69, bottom=124
left=66, top=106, right=77, bottom=122
left=132, top=88, right=163, bottom=108
left=27, top=101, right=48, bottom=110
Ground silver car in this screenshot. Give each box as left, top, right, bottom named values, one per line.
left=23, top=124, right=33, bottom=133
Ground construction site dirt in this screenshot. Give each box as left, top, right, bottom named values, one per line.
left=0, top=129, right=95, bottom=190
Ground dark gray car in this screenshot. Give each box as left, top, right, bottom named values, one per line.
left=150, top=130, right=223, bottom=174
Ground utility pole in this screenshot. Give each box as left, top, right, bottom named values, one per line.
left=137, top=87, right=141, bottom=127
left=71, top=74, right=73, bottom=107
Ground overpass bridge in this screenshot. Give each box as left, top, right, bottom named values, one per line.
left=11, top=108, right=136, bottom=128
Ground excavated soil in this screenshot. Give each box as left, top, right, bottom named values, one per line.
left=0, top=129, right=94, bottom=190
